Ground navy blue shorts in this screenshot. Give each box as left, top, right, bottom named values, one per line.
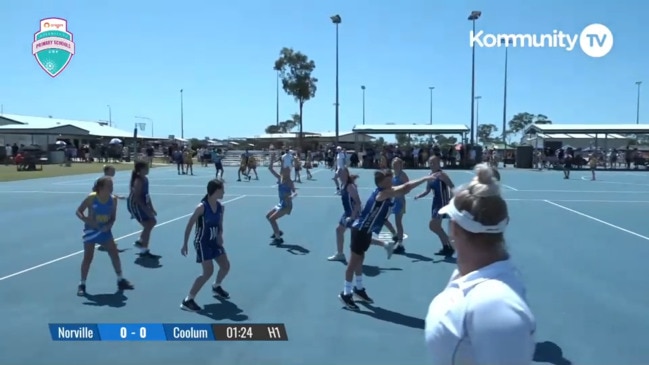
left=431, top=205, right=448, bottom=220
left=215, top=162, right=223, bottom=170
left=127, top=202, right=153, bottom=223
left=194, top=239, right=225, bottom=263
left=339, top=214, right=353, bottom=228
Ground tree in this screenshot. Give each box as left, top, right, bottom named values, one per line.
left=507, top=112, right=553, bottom=134
left=274, top=48, right=318, bottom=149
left=477, top=123, right=498, bottom=144
left=264, top=113, right=300, bottom=134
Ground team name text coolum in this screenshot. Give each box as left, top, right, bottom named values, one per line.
left=469, top=30, right=578, bottom=51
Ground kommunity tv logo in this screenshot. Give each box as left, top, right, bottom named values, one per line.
left=469, top=23, right=613, bottom=58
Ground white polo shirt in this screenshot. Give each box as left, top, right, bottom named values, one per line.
left=281, top=152, right=293, bottom=169
left=336, top=151, right=346, bottom=169
left=424, top=259, right=535, bottom=365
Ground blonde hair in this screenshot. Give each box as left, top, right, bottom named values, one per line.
left=452, top=163, right=508, bottom=244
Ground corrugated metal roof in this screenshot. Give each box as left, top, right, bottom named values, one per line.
left=353, top=124, right=469, bottom=133
left=536, top=133, right=630, bottom=140
left=526, top=124, right=649, bottom=134
left=0, top=114, right=134, bottom=138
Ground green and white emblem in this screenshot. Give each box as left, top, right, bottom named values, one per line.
left=32, top=18, right=76, bottom=77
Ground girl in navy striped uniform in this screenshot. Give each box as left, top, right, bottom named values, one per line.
left=415, top=156, right=455, bottom=257
left=75, top=177, right=134, bottom=296
left=180, top=179, right=231, bottom=312
left=339, top=170, right=436, bottom=310
left=127, top=161, right=159, bottom=258
left=267, top=153, right=296, bottom=245
left=328, top=168, right=361, bottom=262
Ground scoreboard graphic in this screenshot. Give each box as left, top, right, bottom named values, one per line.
left=49, top=323, right=288, bottom=341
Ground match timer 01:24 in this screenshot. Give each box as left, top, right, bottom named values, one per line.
left=49, top=323, right=288, bottom=341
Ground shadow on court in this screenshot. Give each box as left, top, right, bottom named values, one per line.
left=199, top=298, right=249, bottom=322
left=433, top=256, right=456, bottom=264
left=534, top=341, right=572, bottom=365
left=398, top=251, right=433, bottom=262
left=355, top=302, right=424, bottom=329
left=83, top=291, right=128, bottom=308
left=134, top=255, right=163, bottom=269
left=362, top=265, right=403, bottom=277
left=275, top=243, right=310, bottom=255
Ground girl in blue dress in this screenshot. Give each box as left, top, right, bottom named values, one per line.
left=180, top=179, right=230, bottom=312
left=127, top=161, right=159, bottom=258
left=415, top=156, right=455, bottom=257
left=328, top=167, right=362, bottom=262
left=75, top=177, right=134, bottom=296
left=267, top=153, right=296, bottom=245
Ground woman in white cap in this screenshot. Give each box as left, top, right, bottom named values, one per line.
left=424, top=163, right=535, bottom=365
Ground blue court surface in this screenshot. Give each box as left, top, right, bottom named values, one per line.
left=1, top=165, right=648, bottom=364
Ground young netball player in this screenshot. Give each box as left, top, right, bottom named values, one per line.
left=76, top=177, right=134, bottom=296
left=183, top=148, right=194, bottom=175
left=328, top=168, right=361, bottom=262
left=127, top=161, right=159, bottom=258
left=96, top=165, right=126, bottom=199
left=339, top=170, right=436, bottom=310
left=414, top=156, right=455, bottom=257
left=267, top=153, right=296, bottom=245
left=293, top=153, right=302, bottom=183
left=212, top=148, right=224, bottom=180
left=247, top=154, right=259, bottom=180
left=589, top=152, right=598, bottom=180
left=390, top=158, right=409, bottom=254
left=304, top=152, right=313, bottom=180
left=237, top=151, right=251, bottom=181
left=180, top=179, right=230, bottom=312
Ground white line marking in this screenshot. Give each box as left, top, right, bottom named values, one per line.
left=544, top=200, right=649, bottom=241
left=502, top=184, right=519, bottom=191
left=579, top=175, right=649, bottom=187
left=0, top=195, right=247, bottom=282
left=515, top=189, right=649, bottom=194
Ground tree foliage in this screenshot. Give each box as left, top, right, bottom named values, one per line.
left=264, top=113, right=300, bottom=134
left=477, top=123, right=498, bottom=144
left=273, top=48, right=318, bottom=148
left=507, top=112, right=552, bottom=134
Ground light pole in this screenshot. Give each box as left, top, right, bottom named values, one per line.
left=636, top=81, right=642, bottom=124
left=475, top=96, right=482, bottom=143
left=276, top=71, right=280, bottom=126
left=361, top=85, right=366, bottom=124
left=331, top=14, right=341, bottom=145
left=428, top=86, right=435, bottom=124
left=180, top=89, right=184, bottom=139
left=107, top=105, right=112, bottom=127
left=468, top=10, right=481, bottom=146
left=501, top=38, right=512, bottom=167
left=135, top=116, right=154, bottom=137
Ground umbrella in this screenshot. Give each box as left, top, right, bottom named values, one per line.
left=55, top=140, right=66, bottom=146
left=109, top=138, right=122, bottom=145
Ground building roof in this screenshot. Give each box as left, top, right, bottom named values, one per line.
left=533, top=133, right=628, bottom=140
left=524, top=124, right=649, bottom=135
left=352, top=124, right=470, bottom=134
left=0, top=114, right=142, bottom=138
left=245, top=131, right=372, bottom=140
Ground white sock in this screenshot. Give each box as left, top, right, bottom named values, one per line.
left=116, top=274, right=123, bottom=281
left=355, top=275, right=364, bottom=290
left=185, top=295, right=194, bottom=301
left=139, top=247, right=148, bottom=254
left=343, top=281, right=353, bottom=295
left=79, top=280, right=86, bottom=285
left=213, top=282, right=221, bottom=288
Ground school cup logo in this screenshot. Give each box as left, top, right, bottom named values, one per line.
left=32, top=18, right=76, bottom=77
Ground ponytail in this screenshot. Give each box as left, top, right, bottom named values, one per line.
left=130, top=170, right=138, bottom=189
left=201, top=194, right=208, bottom=202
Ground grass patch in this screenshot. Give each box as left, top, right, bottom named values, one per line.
left=0, top=163, right=140, bottom=182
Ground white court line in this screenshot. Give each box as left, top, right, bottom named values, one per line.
left=544, top=200, right=649, bottom=242
left=0, top=195, right=247, bottom=282
left=579, top=176, right=649, bottom=187
left=515, top=189, right=649, bottom=194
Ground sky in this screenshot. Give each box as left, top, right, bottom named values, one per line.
left=0, top=0, right=646, bottom=141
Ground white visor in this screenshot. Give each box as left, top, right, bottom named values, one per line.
left=438, top=198, right=508, bottom=234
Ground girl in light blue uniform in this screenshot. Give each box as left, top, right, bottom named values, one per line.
left=180, top=179, right=231, bottom=312
left=328, top=168, right=361, bottom=262
left=75, top=176, right=133, bottom=296
left=390, top=158, right=409, bottom=253
left=267, top=153, right=296, bottom=245
left=212, top=148, right=224, bottom=180
left=415, top=156, right=455, bottom=257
